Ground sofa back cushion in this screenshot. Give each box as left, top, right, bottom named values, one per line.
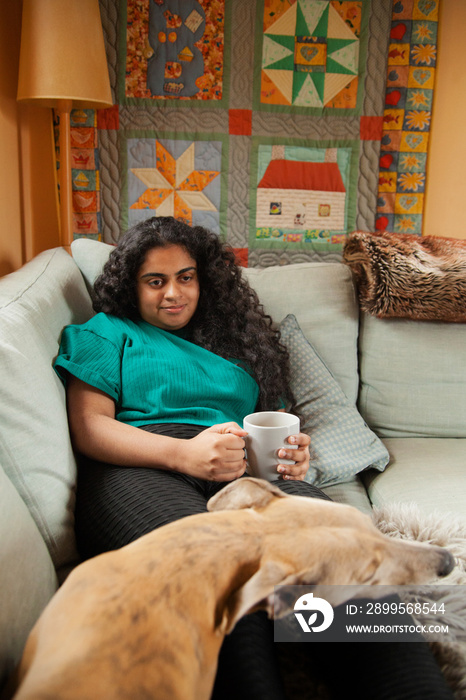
left=358, top=313, right=466, bottom=437
left=0, top=248, right=93, bottom=574
left=71, top=239, right=360, bottom=403
left=243, top=263, right=360, bottom=403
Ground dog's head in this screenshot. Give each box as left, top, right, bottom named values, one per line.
left=207, top=478, right=455, bottom=633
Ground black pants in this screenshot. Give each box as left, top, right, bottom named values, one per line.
left=75, top=424, right=453, bottom=700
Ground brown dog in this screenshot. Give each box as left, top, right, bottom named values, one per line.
left=10, top=478, right=454, bottom=700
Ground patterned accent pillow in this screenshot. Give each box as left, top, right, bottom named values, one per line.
left=279, top=314, right=389, bottom=487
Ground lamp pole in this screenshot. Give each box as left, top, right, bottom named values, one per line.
left=57, top=100, right=73, bottom=250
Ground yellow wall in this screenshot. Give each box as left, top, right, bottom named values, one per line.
left=0, top=0, right=24, bottom=276
left=0, top=1, right=464, bottom=276
left=423, top=0, right=466, bottom=239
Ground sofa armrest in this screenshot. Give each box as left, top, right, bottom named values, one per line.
left=0, top=465, right=57, bottom=692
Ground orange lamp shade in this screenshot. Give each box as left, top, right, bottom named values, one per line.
left=17, top=0, right=113, bottom=109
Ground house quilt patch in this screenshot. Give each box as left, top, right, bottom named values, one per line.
left=252, top=140, right=358, bottom=245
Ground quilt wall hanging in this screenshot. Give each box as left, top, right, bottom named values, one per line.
left=88, top=0, right=440, bottom=267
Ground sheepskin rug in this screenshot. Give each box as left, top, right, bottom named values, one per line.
left=373, top=503, right=466, bottom=699
left=278, top=503, right=466, bottom=700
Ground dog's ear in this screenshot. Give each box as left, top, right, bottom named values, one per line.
left=218, top=556, right=336, bottom=634
left=207, top=477, right=288, bottom=512
left=218, top=560, right=298, bottom=635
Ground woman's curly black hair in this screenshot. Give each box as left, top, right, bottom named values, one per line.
left=93, top=216, right=295, bottom=412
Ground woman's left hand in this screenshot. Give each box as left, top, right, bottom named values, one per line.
left=276, top=432, right=311, bottom=481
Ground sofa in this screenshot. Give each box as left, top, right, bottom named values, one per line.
left=1, top=238, right=465, bottom=693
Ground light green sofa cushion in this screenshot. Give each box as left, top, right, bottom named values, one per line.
left=358, top=313, right=466, bottom=438
left=0, top=249, right=93, bottom=573
left=71, top=237, right=114, bottom=296
left=322, top=476, right=372, bottom=515
left=243, top=262, right=360, bottom=404
left=71, top=239, right=360, bottom=404
left=0, top=464, right=57, bottom=688
left=362, top=438, right=466, bottom=518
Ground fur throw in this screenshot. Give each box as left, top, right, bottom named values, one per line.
left=343, top=231, right=466, bottom=322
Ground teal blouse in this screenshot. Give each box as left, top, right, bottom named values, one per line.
left=54, top=313, right=259, bottom=428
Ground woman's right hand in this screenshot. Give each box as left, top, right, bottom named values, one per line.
left=176, top=423, right=248, bottom=482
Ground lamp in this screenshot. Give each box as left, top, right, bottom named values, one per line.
left=17, top=0, right=113, bottom=249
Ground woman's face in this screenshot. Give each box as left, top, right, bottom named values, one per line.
left=136, top=244, right=200, bottom=330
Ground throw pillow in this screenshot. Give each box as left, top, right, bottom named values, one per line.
left=343, top=231, right=466, bottom=322
left=279, top=314, right=389, bottom=487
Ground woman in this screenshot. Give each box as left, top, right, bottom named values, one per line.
left=55, top=217, right=452, bottom=699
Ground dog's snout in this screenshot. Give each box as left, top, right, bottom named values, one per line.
left=437, top=549, right=455, bottom=577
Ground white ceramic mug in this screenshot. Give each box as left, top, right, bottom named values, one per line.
left=243, top=411, right=300, bottom=482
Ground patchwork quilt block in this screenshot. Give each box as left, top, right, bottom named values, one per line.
left=257, top=0, right=367, bottom=112
left=122, top=134, right=227, bottom=233
left=251, top=140, right=359, bottom=246
left=69, top=109, right=101, bottom=239
left=123, top=0, right=228, bottom=103
left=376, top=0, right=439, bottom=235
